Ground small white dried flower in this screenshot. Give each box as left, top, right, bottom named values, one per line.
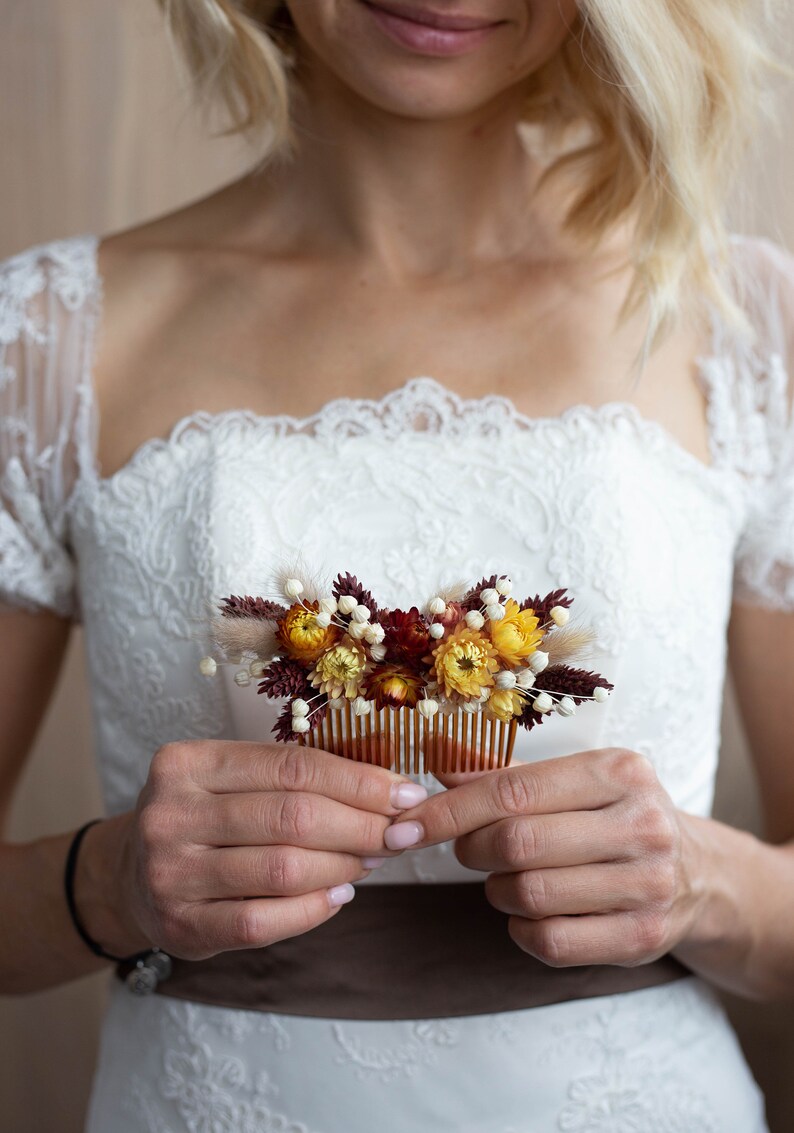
left=532, top=692, right=553, bottom=713
left=480, top=588, right=500, bottom=605
left=495, top=670, right=517, bottom=690
left=417, top=698, right=439, bottom=719
left=314, top=611, right=332, bottom=629
left=351, top=604, right=371, bottom=624
left=550, top=605, right=570, bottom=627
left=528, top=650, right=549, bottom=673
left=292, top=717, right=311, bottom=734
left=593, top=685, right=610, bottom=702
left=428, top=596, right=446, bottom=616
left=348, top=621, right=368, bottom=640
left=495, top=577, right=513, bottom=596
left=284, top=578, right=304, bottom=599
left=428, top=623, right=445, bottom=640
left=291, top=698, right=310, bottom=717
left=338, top=595, right=358, bottom=615
left=234, top=669, right=251, bottom=687
left=516, top=669, right=536, bottom=690
left=465, top=610, right=485, bottom=630
left=328, top=697, right=346, bottom=711
left=319, top=596, right=338, bottom=615
left=364, top=622, right=385, bottom=644
left=486, top=603, right=506, bottom=622
left=249, top=659, right=266, bottom=677
left=462, top=699, right=481, bottom=714
left=353, top=695, right=372, bottom=716
left=555, top=696, right=576, bottom=717
left=199, top=656, right=217, bottom=678
left=369, top=642, right=387, bottom=662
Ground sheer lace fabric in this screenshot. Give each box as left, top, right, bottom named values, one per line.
left=1, top=232, right=791, bottom=1131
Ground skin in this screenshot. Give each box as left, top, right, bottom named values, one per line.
left=1, top=0, right=793, bottom=1000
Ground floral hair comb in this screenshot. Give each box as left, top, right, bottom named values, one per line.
left=200, top=571, right=613, bottom=775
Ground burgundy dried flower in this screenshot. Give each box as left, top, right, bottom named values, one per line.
left=332, top=572, right=379, bottom=619
left=271, top=697, right=328, bottom=744
left=533, top=665, right=613, bottom=703
left=520, top=588, right=574, bottom=623
left=461, top=575, right=499, bottom=612
left=219, top=595, right=288, bottom=620
left=258, top=658, right=312, bottom=700
left=517, top=701, right=546, bottom=733
left=381, top=607, right=431, bottom=664
left=272, top=703, right=298, bottom=743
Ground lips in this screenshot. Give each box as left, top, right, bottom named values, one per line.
left=361, top=1, right=502, bottom=32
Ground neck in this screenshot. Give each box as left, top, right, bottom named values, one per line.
left=252, top=48, right=562, bottom=281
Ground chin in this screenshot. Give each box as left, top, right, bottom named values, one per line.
left=286, top=0, right=575, bottom=120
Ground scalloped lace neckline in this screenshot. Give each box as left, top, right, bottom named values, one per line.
left=85, top=374, right=733, bottom=497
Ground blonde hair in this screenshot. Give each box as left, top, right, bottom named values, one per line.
left=157, top=0, right=781, bottom=348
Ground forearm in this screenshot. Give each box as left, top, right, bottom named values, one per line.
left=673, top=813, right=794, bottom=1001
left=0, top=812, right=151, bottom=995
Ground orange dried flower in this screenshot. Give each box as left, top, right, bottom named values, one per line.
left=364, top=666, right=425, bottom=710
left=489, top=599, right=544, bottom=668
left=429, top=623, right=500, bottom=699
left=277, top=601, right=340, bottom=664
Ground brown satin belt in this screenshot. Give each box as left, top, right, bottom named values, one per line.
left=115, top=882, right=690, bottom=1020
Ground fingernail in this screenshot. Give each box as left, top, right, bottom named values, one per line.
left=327, top=883, right=356, bottom=908
left=384, top=821, right=425, bottom=850
left=390, top=782, right=428, bottom=809
left=361, top=856, right=386, bottom=869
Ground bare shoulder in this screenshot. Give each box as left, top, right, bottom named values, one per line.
left=91, top=173, right=291, bottom=476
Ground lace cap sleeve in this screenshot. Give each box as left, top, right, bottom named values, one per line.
left=716, top=235, right=794, bottom=611
left=0, top=235, right=100, bottom=621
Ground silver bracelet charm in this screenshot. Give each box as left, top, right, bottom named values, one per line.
left=125, top=947, right=173, bottom=995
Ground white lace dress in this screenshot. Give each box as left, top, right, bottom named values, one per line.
left=2, top=232, right=793, bottom=1133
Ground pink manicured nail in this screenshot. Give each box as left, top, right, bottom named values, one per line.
left=390, top=782, right=428, bottom=809
left=384, top=821, right=425, bottom=850
left=361, top=857, right=386, bottom=869
left=327, top=883, right=356, bottom=907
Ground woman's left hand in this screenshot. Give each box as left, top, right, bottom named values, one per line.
left=384, top=747, right=706, bottom=967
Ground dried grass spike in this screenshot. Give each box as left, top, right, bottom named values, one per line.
left=544, top=623, right=599, bottom=666
left=210, top=612, right=279, bottom=661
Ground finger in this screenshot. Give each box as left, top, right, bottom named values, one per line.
left=389, top=749, right=655, bottom=848
left=431, top=768, right=494, bottom=789
left=507, top=910, right=669, bottom=968
left=485, top=861, right=665, bottom=920
left=198, top=790, right=400, bottom=855
left=184, top=740, right=427, bottom=815
left=171, top=887, right=355, bottom=960
left=183, top=846, right=372, bottom=900
left=454, top=809, right=618, bottom=872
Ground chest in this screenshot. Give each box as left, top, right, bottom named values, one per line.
left=94, top=252, right=714, bottom=479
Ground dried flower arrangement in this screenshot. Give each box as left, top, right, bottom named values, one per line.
left=200, top=571, right=613, bottom=775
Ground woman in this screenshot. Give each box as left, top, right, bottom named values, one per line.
left=1, top=1, right=792, bottom=1129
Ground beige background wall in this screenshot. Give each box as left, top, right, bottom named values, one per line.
left=0, top=3, right=792, bottom=1131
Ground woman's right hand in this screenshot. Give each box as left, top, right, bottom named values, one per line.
left=77, top=739, right=427, bottom=961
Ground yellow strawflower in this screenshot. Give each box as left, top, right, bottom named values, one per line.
left=489, top=599, right=544, bottom=668
left=429, top=624, right=500, bottom=699
left=486, top=688, right=524, bottom=722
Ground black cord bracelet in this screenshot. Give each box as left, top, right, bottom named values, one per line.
left=64, top=818, right=172, bottom=994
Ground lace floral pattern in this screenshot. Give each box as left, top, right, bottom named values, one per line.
left=2, top=234, right=789, bottom=1130
left=87, top=976, right=767, bottom=1133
